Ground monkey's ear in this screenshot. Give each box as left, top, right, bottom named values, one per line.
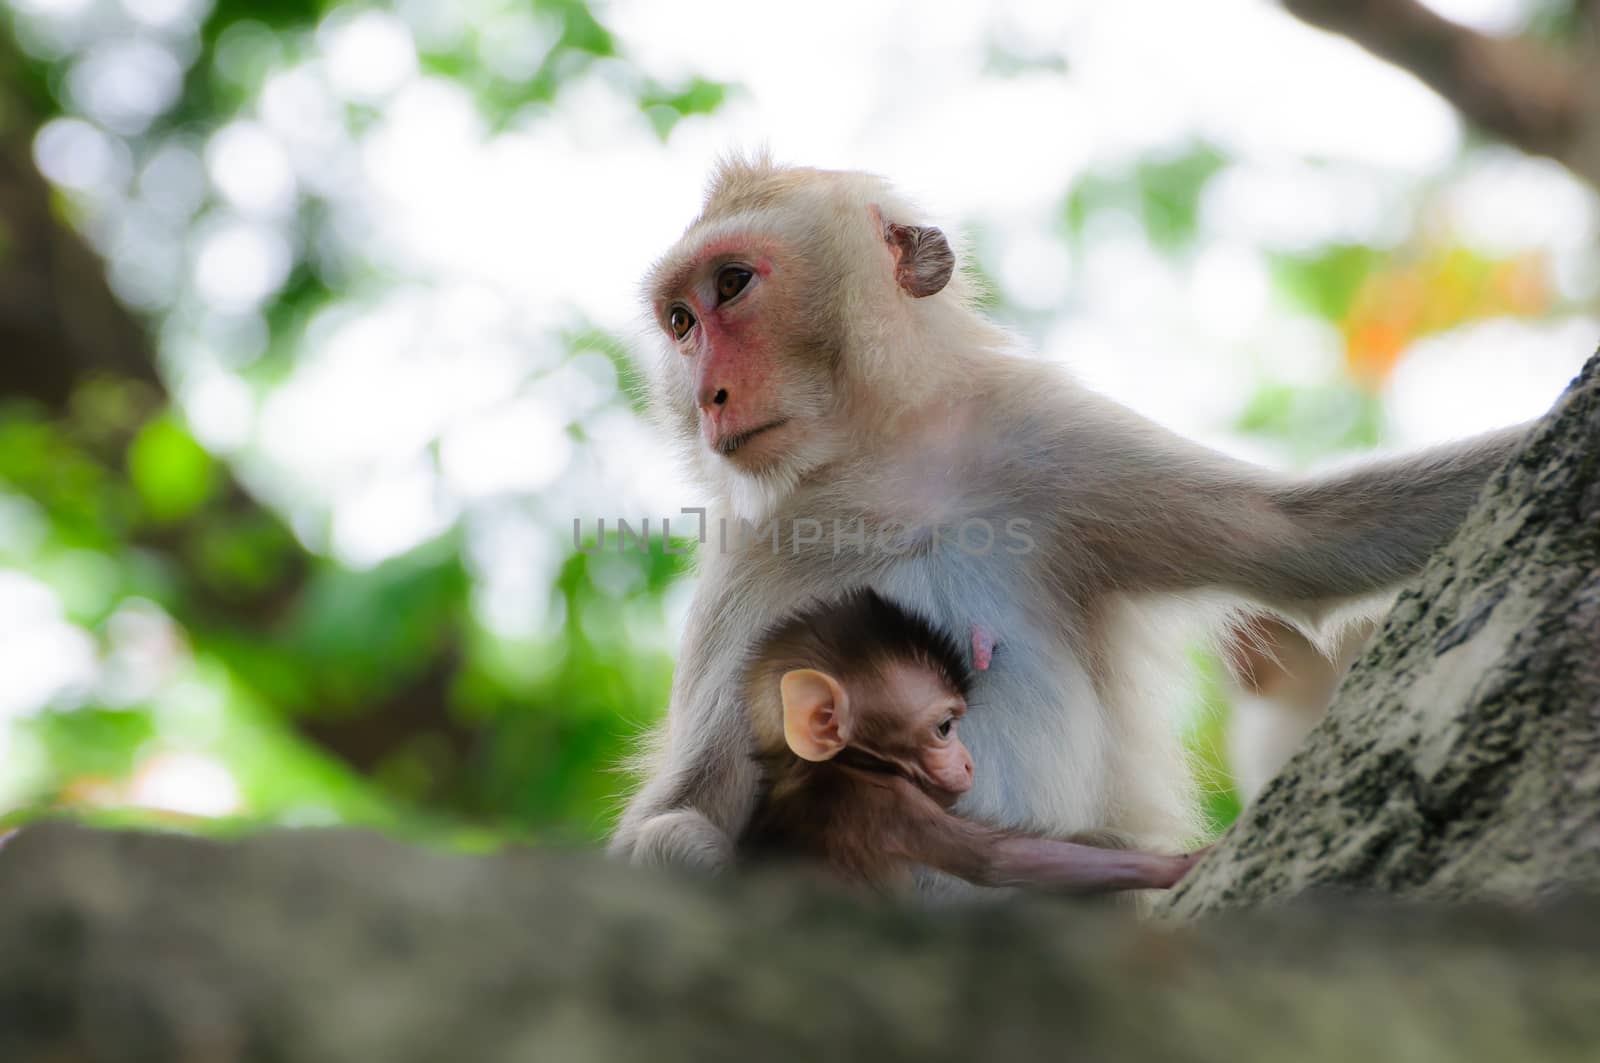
left=876, top=210, right=954, bottom=298
left=780, top=669, right=852, bottom=762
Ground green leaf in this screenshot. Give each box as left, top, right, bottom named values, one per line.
left=192, top=512, right=299, bottom=596
left=1059, top=173, right=1123, bottom=242
left=1060, top=141, right=1228, bottom=252
left=1235, top=380, right=1385, bottom=460
left=1184, top=652, right=1242, bottom=833
left=566, top=326, right=650, bottom=416
left=127, top=414, right=219, bottom=524
left=1271, top=244, right=1385, bottom=323
left=29, top=708, right=156, bottom=784
left=640, top=77, right=734, bottom=140
left=284, top=539, right=469, bottom=711
left=1134, top=142, right=1227, bottom=251
left=0, top=407, right=131, bottom=550
left=543, top=0, right=617, bottom=57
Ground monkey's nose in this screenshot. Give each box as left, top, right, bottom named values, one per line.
left=697, top=386, right=729, bottom=411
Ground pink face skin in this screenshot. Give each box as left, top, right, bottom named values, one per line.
left=657, top=237, right=799, bottom=469
left=920, top=721, right=976, bottom=797
left=878, top=662, right=974, bottom=799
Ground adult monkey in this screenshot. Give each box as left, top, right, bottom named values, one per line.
left=612, top=155, right=1526, bottom=888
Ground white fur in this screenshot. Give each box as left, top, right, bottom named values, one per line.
left=612, top=157, right=1527, bottom=895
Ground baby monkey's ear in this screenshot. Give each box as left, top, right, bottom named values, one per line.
left=780, top=669, right=852, bottom=762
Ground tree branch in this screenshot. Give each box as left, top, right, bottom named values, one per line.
left=1164, top=346, right=1600, bottom=917
left=1283, top=0, right=1600, bottom=190
left=0, top=40, right=161, bottom=407
left=6, top=824, right=1600, bottom=1059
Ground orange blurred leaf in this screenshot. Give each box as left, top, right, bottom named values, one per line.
left=1339, top=247, right=1550, bottom=386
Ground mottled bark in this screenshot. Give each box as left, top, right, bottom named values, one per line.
left=1166, top=347, right=1600, bottom=917
left=4, top=824, right=1600, bottom=1062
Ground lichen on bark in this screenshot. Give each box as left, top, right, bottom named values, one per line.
left=1164, top=348, right=1600, bottom=919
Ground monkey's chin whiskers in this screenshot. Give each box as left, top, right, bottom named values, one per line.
left=723, top=457, right=802, bottom=525
left=713, top=417, right=790, bottom=457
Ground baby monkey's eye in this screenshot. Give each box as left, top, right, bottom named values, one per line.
left=668, top=306, right=696, bottom=340
left=716, top=266, right=753, bottom=303
left=935, top=718, right=955, bottom=740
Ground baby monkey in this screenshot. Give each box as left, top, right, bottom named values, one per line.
left=739, top=588, right=1204, bottom=895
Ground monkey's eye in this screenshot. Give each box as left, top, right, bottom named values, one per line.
left=668, top=306, right=696, bottom=341
left=935, top=718, right=955, bottom=740
left=715, top=266, right=753, bottom=304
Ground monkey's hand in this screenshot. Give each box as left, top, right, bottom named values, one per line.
left=1163, top=844, right=1214, bottom=888
left=619, top=809, right=735, bottom=872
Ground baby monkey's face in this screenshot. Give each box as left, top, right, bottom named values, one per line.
left=871, top=661, right=974, bottom=803
left=778, top=654, right=975, bottom=805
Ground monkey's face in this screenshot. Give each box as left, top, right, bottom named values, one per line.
left=644, top=167, right=955, bottom=497
left=874, top=662, right=974, bottom=804
left=646, top=224, right=843, bottom=486
left=779, top=656, right=975, bottom=805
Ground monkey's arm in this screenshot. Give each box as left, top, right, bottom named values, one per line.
left=609, top=564, right=766, bottom=869
left=882, top=781, right=1201, bottom=893
left=1064, top=406, right=1528, bottom=610
left=977, top=835, right=1203, bottom=892
left=609, top=689, right=757, bottom=869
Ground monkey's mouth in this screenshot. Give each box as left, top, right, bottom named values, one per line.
left=714, top=418, right=789, bottom=457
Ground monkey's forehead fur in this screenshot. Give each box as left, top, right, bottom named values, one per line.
left=747, top=587, right=973, bottom=699
left=644, top=153, right=942, bottom=305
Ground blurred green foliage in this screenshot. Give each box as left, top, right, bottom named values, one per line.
left=1184, top=651, right=1244, bottom=834
left=128, top=415, right=220, bottom=523
left=640, top=76, right=732, bottom=140
left=0, top=0, right=1576, bottom=854
left=1236, top=381, right=1384, bottom=461
left=0, top=365, right=686, bottom=838
left=0, top=0, right=699, bottom=842
left=1273, top=244, right=1386, bottom=324
left=1062, top=140, right=1226, bottom=252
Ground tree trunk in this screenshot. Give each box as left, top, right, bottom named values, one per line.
left=3, top=823, right=1600, bottom=1062
left=1165, top=345, right=1600, bottom=917
left=0, top=45, right=161, bottom=408
left=0, top=33, right=477, bottom=782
